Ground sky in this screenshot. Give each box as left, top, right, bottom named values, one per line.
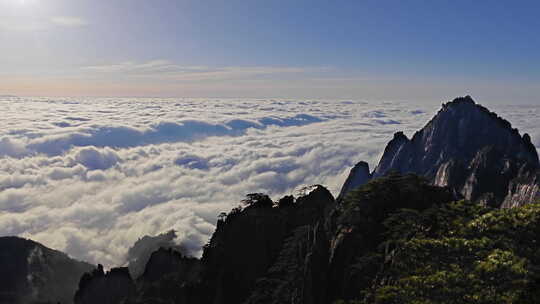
left=1, top=0, right=539, bottom=101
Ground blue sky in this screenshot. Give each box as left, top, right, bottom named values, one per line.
left=1, top=0, right=539, bottom=102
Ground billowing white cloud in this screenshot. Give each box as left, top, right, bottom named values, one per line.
left=0, top=96, right=537, bottom=268
left=0, top=137, right=28, bottom=158
left=74, top=147, right=119, bottom=170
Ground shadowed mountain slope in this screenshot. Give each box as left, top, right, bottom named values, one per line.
left=0, top=236, right=94, bottom=304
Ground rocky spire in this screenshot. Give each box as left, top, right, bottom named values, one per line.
left=337, top=161, right=371, bottom=200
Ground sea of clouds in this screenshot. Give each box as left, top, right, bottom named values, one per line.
left=0, top=96, right=538, bottom=267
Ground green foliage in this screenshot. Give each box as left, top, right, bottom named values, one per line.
left=353, top=201, right=540, bottom=304
left=336, top=173, right=456, bottom=268
left=340, top=173, right=454, bottom=228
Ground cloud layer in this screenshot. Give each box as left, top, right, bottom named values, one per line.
left=0, top=97, right=537, bottom=267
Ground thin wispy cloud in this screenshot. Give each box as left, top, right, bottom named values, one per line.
left=83, top=60, right=322, bottom=82
left=0, top=16, right=87, bottom=31
left=50, top=16, right=88, bottom=27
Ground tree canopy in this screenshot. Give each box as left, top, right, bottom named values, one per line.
left=337, top=200, right=540, bottom=304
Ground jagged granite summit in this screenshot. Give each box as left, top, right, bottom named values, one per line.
left=340, top=96, right=540, bottom=207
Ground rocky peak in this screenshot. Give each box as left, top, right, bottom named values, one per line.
left=392, top=130, right=409, bottom=141
left=375, top=96, right=538, bottom=176
left=341, top=96, right=539, bottom=206
left=74, top=266, right=136, bottom=304
left=296, top=185, right=334, bottom=208
left=140, top=247, right=200, bottom=283
left=337, top=161, right=371, bottom=200
left=436, top=96, right=535, bottom=162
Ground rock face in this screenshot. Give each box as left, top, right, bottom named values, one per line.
left=0, top=236, right=94, bottom=304
left=501, top=166, right=540, bottom=208
left=341, top=96, right=540, bottom=207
